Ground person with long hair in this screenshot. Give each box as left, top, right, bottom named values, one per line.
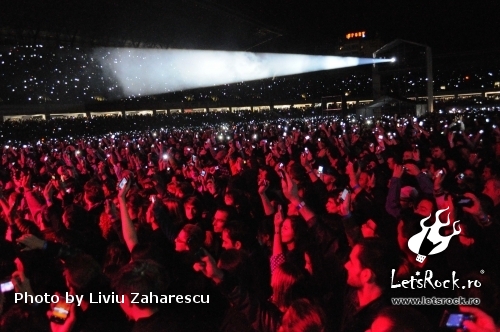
left=195, top=249, right=309, bottom=332
left=271, top=206, right=309, bottom=274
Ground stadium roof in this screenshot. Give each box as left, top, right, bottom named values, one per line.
left=1, top=1, right=500, bottom=55
left=0, top=0, right=286, bottom=52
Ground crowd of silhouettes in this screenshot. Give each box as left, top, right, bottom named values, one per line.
left=0, top=109, right=499, bottom=332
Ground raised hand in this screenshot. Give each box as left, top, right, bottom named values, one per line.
left=11, top=270, right=35, bottom=297
left=118, top=177, right=131, bottom=200
left=459, top=306, right=498, bottom=332
left=339, top=190, right=351, bottom=217
left=17, top=234, right=46, bottom=251
left=462, top=192, right=485, bottom=219
left=392, top=164, right=404, bottom=179
left=258, top=179, right=270, bottom=195
left=193, top=248, right=224, bottom=284
left=274, top=205, right=284, bottom=228
left=281, top=169, right=299, bottom=203
left=433, top=168, right=446, bottom=190
left=403, top=163, right=420, bottom=177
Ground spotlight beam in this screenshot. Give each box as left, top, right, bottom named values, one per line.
left=94, top=48, right=393, bottom=97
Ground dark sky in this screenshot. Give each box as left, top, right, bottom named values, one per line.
left=1, top=0, right=499, bottom=55
left=246, top=0, right=500, bottom=54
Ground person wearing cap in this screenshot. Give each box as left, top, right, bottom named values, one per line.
left=385, top=163, right=433, bottom=220
left=399, top=186, right=418, bottom=210
left=320, top=166, right=340, bottom=192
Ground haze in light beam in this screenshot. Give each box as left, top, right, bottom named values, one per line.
left=94, top=48, right=392, bottom=96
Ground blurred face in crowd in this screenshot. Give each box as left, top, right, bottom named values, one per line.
left=174, top=229, right=190, bottom=252
left=358, top=171, right=374, bottom=191
left=212, top=210, right=229, bottom=233
left=424, top=157, right=433, bottom=170
left=57, top=166, right=67, bottom=177
left=321, top=173, right=335, bottom=186
left=361, top=219, right=377, bottom=238
left=432, top=147, right=445, bottom=160
left=98, top=161, right=106, bottom=173
left=102, top=184, right=112, bottom=198
left=468, top=152, right=479, bottom=166
left=460, top=146, right=471, bottom=160
left=399, top=197, right=413, bottom=210
left=184, top=202, right=197, bottom=220
left=403, top=151, right=413, bottom=161
left=280, top=218, right=294, bottom=244
left=224, top=193, right=234, bottom=206
left=206, top=180, right=217, bottom=195
left=258, top=168, right=268, bottom=183
left=325, top=197, right=340, bottom=214
left=483, top=179, right=500, bottom=205
left=167, top=182, right=177, bottom=196
left=358, top=172, right=369, bottom=189
left=344, top=244, right=365, bottom=288
left=386, top=157, right=396, bottom=171
left=366, top=161, right=377, bottom=171
left=482, top=166, right=493, bottom=182
left=428, top=163, right=437, bottom=175
left=188, top=167, right=199, bottom=180
left=447, top=159, right=457, bottom=173
left=414, top=199, right=433, bottom=217
left=221, top=229, right=239, bottom=250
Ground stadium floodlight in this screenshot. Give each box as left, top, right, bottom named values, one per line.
left=94, top=48, right=394, bottom=97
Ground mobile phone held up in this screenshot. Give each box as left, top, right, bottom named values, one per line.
left=50, top=296, right=71, bottom=324
left=455, top=196, right=473, bottom=208
left=440, top=311, right=475, bottom=329
left=340, top=188, right=349, bottom=202
left=118, top=177, right=128, bottom=190
left=0, top=279, right=14, bottom=293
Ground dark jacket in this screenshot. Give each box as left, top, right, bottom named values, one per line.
left=218, top=273, right=282, bottom=332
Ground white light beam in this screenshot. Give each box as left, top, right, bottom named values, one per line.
left=94, top=48, right=393, bottom=96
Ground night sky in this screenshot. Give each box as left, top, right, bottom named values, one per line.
left=1, top=0, right=499, bottom=55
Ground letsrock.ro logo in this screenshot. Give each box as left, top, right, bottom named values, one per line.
left=408, top=207, right=461, bottom=263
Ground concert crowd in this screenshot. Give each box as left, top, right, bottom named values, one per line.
left=0, top=108, right=499, bottom=332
